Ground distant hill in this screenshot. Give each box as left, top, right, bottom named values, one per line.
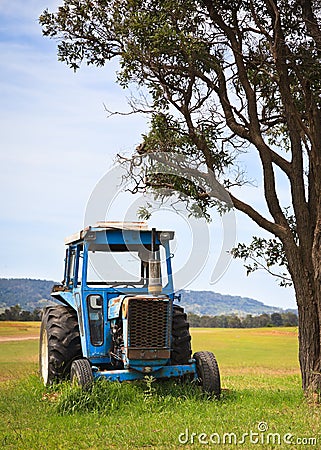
left=0, top=278, right=296, bottom=316
left=178, top=290, right=296, bottom=316
left=0, top=278, right=56, bottom=311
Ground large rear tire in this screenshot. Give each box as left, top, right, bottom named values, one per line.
left=194, top=351, right=221, bottom=398
left=39, top=305, right=82, bottom=385
left=171, top=305, right=192, bottom=365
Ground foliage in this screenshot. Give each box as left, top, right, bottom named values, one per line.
left=38, top=0, right=321, bottom=288
left=231, top=208, right=298, bottom=286
left=0, top=305, right=41, bottom=321
left=231, top=236, right=292, bottom=287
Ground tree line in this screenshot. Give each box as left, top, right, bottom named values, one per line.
left=187, top=312, right=298, bottom=328
left=0, top=305, right=42, bottom=321
left=0, top=305, right=298, bottom=328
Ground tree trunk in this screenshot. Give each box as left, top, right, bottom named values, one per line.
left=287, top=246, right=321, bottom=392
left=297, top=295, right=321, bottom=392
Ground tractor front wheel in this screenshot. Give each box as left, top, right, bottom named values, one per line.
left=70, top=358, right=93, bottom=389
left=194, top=351, right=221, bottom=398
left=39, top=305, right=82, bottom=385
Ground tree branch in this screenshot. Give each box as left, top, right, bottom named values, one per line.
left=229, top=192, right=287, bottom=238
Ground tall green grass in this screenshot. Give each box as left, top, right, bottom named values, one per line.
left=0, top=326, right=320, bottom=449
left=0, top=374, right=319, bottom=449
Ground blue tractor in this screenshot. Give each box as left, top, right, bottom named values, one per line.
left=39, top=222, right=221, bottom=396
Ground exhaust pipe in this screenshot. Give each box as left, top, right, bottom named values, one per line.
left=148, top=228, right=162, bottom=295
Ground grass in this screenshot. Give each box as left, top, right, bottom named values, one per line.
left=0, top=322, right=39, bottom=382
left=0, top=322, right=40, bottom=338
left=0, top=340, right=39, bottom=381
left=192, top=327, right=299, bottom=375
left=0, top=324, right=320, bottom=449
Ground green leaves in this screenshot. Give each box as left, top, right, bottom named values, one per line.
left=231, top=236, right=293, bottom=287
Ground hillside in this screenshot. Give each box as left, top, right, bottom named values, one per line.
left=178, top=290, right=295, bottom=316
left=0, top=278, right=56, bottom=311
left=0, top=278, right=296, bottom=316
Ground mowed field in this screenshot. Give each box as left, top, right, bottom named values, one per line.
left=0, top=323, right=320, bottom=449
left=0, top=322, right=39, bottom=382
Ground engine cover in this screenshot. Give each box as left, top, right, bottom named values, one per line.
left=122, top=296, right=171, bottom=361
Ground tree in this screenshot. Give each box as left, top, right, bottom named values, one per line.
left=188, top=313, right=202, bottom=327
left=282, top=311, right=298, bottom=327
left=257, top=313, right=272, bottom=328
left=226, top=315, right=242, bottom=328
left=0, top=305, right=42, bottom=321
left=271, top=312, right=283, bottom=326
left=40, top=1, right=321, bottom=393
left=242, top=314, right=256, bottom=328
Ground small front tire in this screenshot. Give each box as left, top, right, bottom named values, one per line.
left=70, top=359, right=93, bottom=389
left=194, top=351, right=221, bottom=398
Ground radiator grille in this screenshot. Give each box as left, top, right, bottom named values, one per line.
left=128, top=298, right=169, bottom=348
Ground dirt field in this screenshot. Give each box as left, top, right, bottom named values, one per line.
left=0, top=336, right=39, bottom=342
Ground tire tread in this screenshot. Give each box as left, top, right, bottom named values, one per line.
left=39, top=305, right=82, bottom=385
left=171, top=305, right=192, bottom=364
left=193, top=350, right=221, bottom=397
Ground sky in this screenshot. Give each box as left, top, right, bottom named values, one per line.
left=0, top=0, right=296, bottom=309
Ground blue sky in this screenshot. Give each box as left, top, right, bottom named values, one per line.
left=0, top=0, right=296, bottom=308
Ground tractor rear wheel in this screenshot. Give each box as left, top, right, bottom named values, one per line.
left=70, top=358, right=93, bottom=389
left=171, top=305, right=192, bottom=365
left=194, top=351, right=221, bottom=398
left=39, top=305, right=82, bottom=385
